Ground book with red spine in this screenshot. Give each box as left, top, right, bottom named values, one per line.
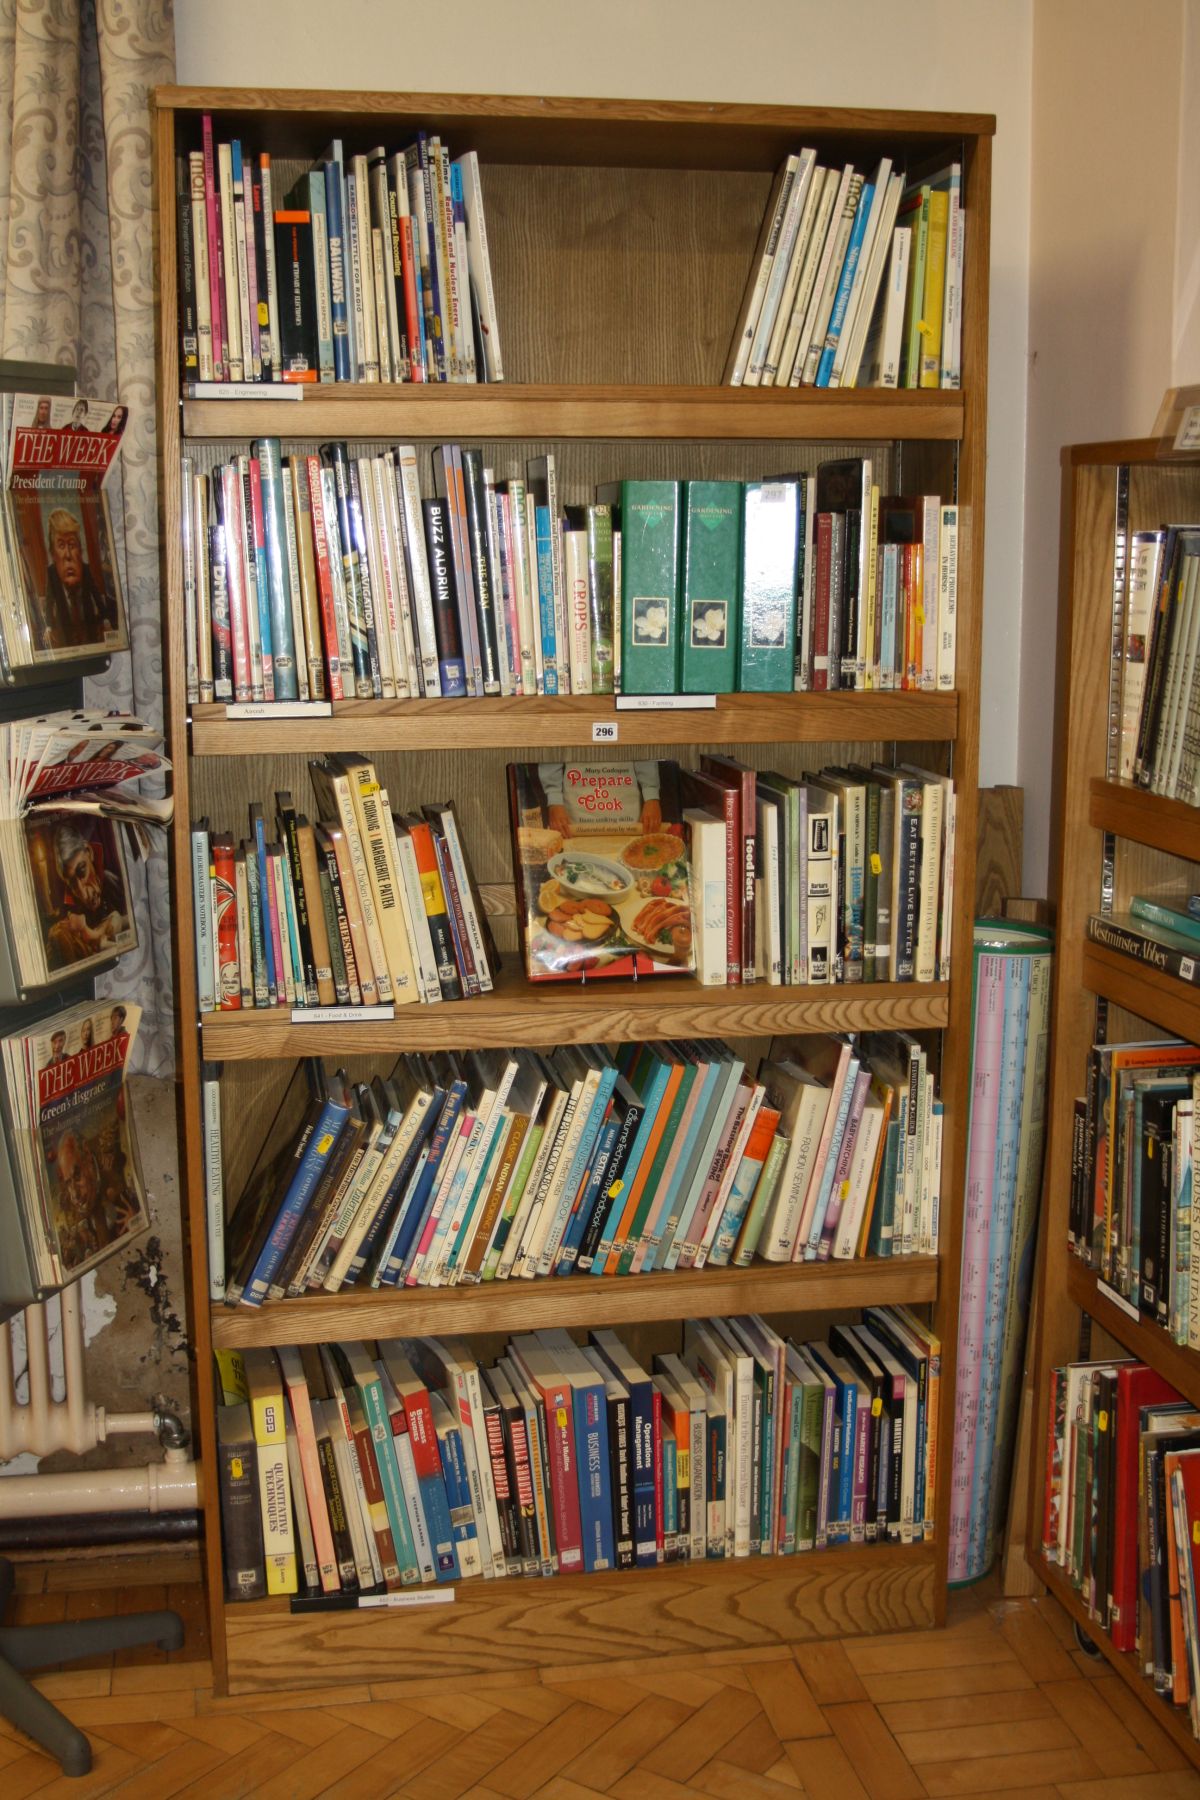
left=221, top=465, right=252, bottom=703
left=510, top=1335, right=585, bottom=1575
left=1111, top=1363, right=1180, bottom=1650
left=812, top=511, right=834, bottom=692
left=212, top=833, right=241, bottom=1010
left=304, top=455, right=345, bottom=700
left=700, top=754, right=757, bottom=984
left=201, top=114, right=227, bottom=381
left=277, top=1346, right=339, bottom=1592
left=247, top=455, right=274, bottom=700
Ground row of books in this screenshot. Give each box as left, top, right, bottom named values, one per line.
left=1086, top=897, right=1200, bottom=992
left=1067, top=1031, right=1198, bottom=1345
left=1, top=997, right=148, bottom=1296
left=950, top=923, right=1053, bottom=1584
left=176, top=121, right=502, bottom=389
left=509, top=757, right=955, bottom=987
left=217, top=1308, right=941, bottom=1600
left=181, top=443, right=959, bottom=712
left=1042, top=1357, right=1200, bottom=1735
left=1, top=711, right=169, bottom=993
left=0, top=393, right=130, bottom=681
left=209, top=1029, right=940, bottom=1309
left=191, top=764, right=493, bottom=1015
left=725, top=151, right=963, bottom=392
left=1118, top=525, right=1200, bottom=804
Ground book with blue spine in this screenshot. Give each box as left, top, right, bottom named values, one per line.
left=320, top=147, right=354, bottom=379
left=591, top=1329, right=656, bottom=1567
left=574, top=1097, right=645, bottom=1273
left=815, top=180, right=875, bottom=388
left=540, top=1330, right=614, bottom=1572
left=806, top=1341, right=857, bottom=1543
left=242, top=1084, right=352, bottom=1304
left=249, top=802, right=277, bottom=1004
left=534, top=504, right=559, bottom=693
left=255, top=443, right=301, bottom=702
left=375, top=1078, right=467, bottom=1284
left=376, top=1345, right=460, bottom=1581
left=540, top=1062, right=618, bottom=1273
left=429, top=1391, right=481, bottom=1575
left=555, top=1108, right=620, bottom=1273
left=802, top=1048, right=861, bottom=1260
left=334, top=1342, right=421, bottom=1584
left=345, top=1082, right=442, bottom=1286
left=643, top=1053, right=722, bottom=1272
left=661, top=1056, right=745, bottom=1272
left=589, top=1049, right=673, bottom=1273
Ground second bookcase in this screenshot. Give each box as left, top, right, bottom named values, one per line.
left=156, top=86, right=992, bottom=1697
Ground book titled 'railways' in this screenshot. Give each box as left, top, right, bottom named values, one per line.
left=508, top=760, right=695, bottom=982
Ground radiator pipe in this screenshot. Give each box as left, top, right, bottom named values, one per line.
left=0, top=1511, right=200, bottom=1550
left=0, top=1448, right=198, bottom=1519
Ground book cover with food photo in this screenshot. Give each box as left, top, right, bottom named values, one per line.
left=507, top=760, right=695, bottom=981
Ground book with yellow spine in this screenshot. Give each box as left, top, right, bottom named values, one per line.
left=243, top=1347, right=297, bottom=1595
left=918, top=188, right=949, bottom=389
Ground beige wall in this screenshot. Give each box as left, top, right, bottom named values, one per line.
left=175, top=0, right=1035, bottom=797
left=1020, top=0, right=1186, bottom=891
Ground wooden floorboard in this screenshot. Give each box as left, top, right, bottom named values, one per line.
left=0, top=1577, right=1199, bottom=1796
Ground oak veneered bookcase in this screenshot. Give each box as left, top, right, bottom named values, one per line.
left=153, top=85, right=993, bottom=1697
left=1027, top=438, right=1200, bottom=1767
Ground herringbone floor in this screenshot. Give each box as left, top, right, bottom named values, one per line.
left=2, top=1557, right=1198, bottom=1798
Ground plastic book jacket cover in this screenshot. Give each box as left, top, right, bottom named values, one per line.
left=508, top=759, right=695, bottom=981
left=23, top=999, right=147, bottom=1281
left=3, top=393, right=129, bottom=664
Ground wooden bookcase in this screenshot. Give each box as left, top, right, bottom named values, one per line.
left=153, top=87, right=993, bottom=1697
left=1026, top=440, right=1200, bottom=1767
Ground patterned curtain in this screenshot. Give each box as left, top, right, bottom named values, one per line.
left=0, top=0, right=176, bottom=1074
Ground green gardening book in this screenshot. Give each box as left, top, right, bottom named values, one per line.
left=738, top=481, right=799, bottom=692
left=680, top=480, right=741, bottom=694
left=601, top=480, right=681, bottom=694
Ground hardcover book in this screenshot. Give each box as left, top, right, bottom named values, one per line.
left=508, top=760, right=694, bottom=982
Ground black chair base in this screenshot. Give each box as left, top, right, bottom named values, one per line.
left=0, top=1557, right=183, bottom=1776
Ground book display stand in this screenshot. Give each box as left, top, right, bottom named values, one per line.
left=156, top=88, right=993, bottom=1696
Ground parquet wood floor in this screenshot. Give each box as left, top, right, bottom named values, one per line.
left=2, top=1566, right=1198, bottom=1798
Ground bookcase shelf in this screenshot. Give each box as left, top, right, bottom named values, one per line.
left=1065, top=1260, right=1200, bottom=1414
left=189, top=690, right=959, bottom=756
left=1080, top=941, right=1200, bottom=1046
left=181, top=382, right=966, bottom=444
left=1028, top=1556, right=1200, bottom=1767
left=158, top=85, right=992, bottom=1696
left=211, top=1254, right=939, bottom=1351
left=1089, top=777, right=1200, bottom=862
left=199, top=972, right=951, bottom=1060
left=220, top=1537, right=940, bottom=1693
left=1028, top=441, right=1200, bottom=1768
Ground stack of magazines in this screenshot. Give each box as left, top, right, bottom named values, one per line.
left=0, top=711, right=170, bottom=993
left=0, top=393, right=129, bottom=678
left=1, top=997, right=149, bottom=1293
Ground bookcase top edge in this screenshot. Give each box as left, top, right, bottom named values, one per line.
left=152, top=85, right=996, bottom=147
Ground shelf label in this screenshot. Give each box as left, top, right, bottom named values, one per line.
left=1174, top=405, right=1200, bottom=452
left=592, top=720, right=618, bottom=743
left=290, top=1004, right=396, bottom=1023
left=226, top=701, right=333, bottom=719
left=1096, top=1277, right=1140, bottom=1323
left=614, top=694, right=718, bottom=712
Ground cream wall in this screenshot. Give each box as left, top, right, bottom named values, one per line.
left=1020, top=0, right=1187, bottom=893
left=175, top=0, right=1034, bottom=798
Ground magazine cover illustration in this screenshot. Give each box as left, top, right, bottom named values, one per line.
left=23, top=810, right=137, bottom=975
left=30, top=1000, right=147, bottom=1282
left=3, top=391, right=130, bottom=665
left=508, top=759, right=695, bottom=981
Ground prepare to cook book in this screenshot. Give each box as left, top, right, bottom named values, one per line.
left=508, top=760, right=695, bottom=982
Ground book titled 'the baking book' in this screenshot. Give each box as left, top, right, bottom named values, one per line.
left=508, top=759, right=695, bottom=982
